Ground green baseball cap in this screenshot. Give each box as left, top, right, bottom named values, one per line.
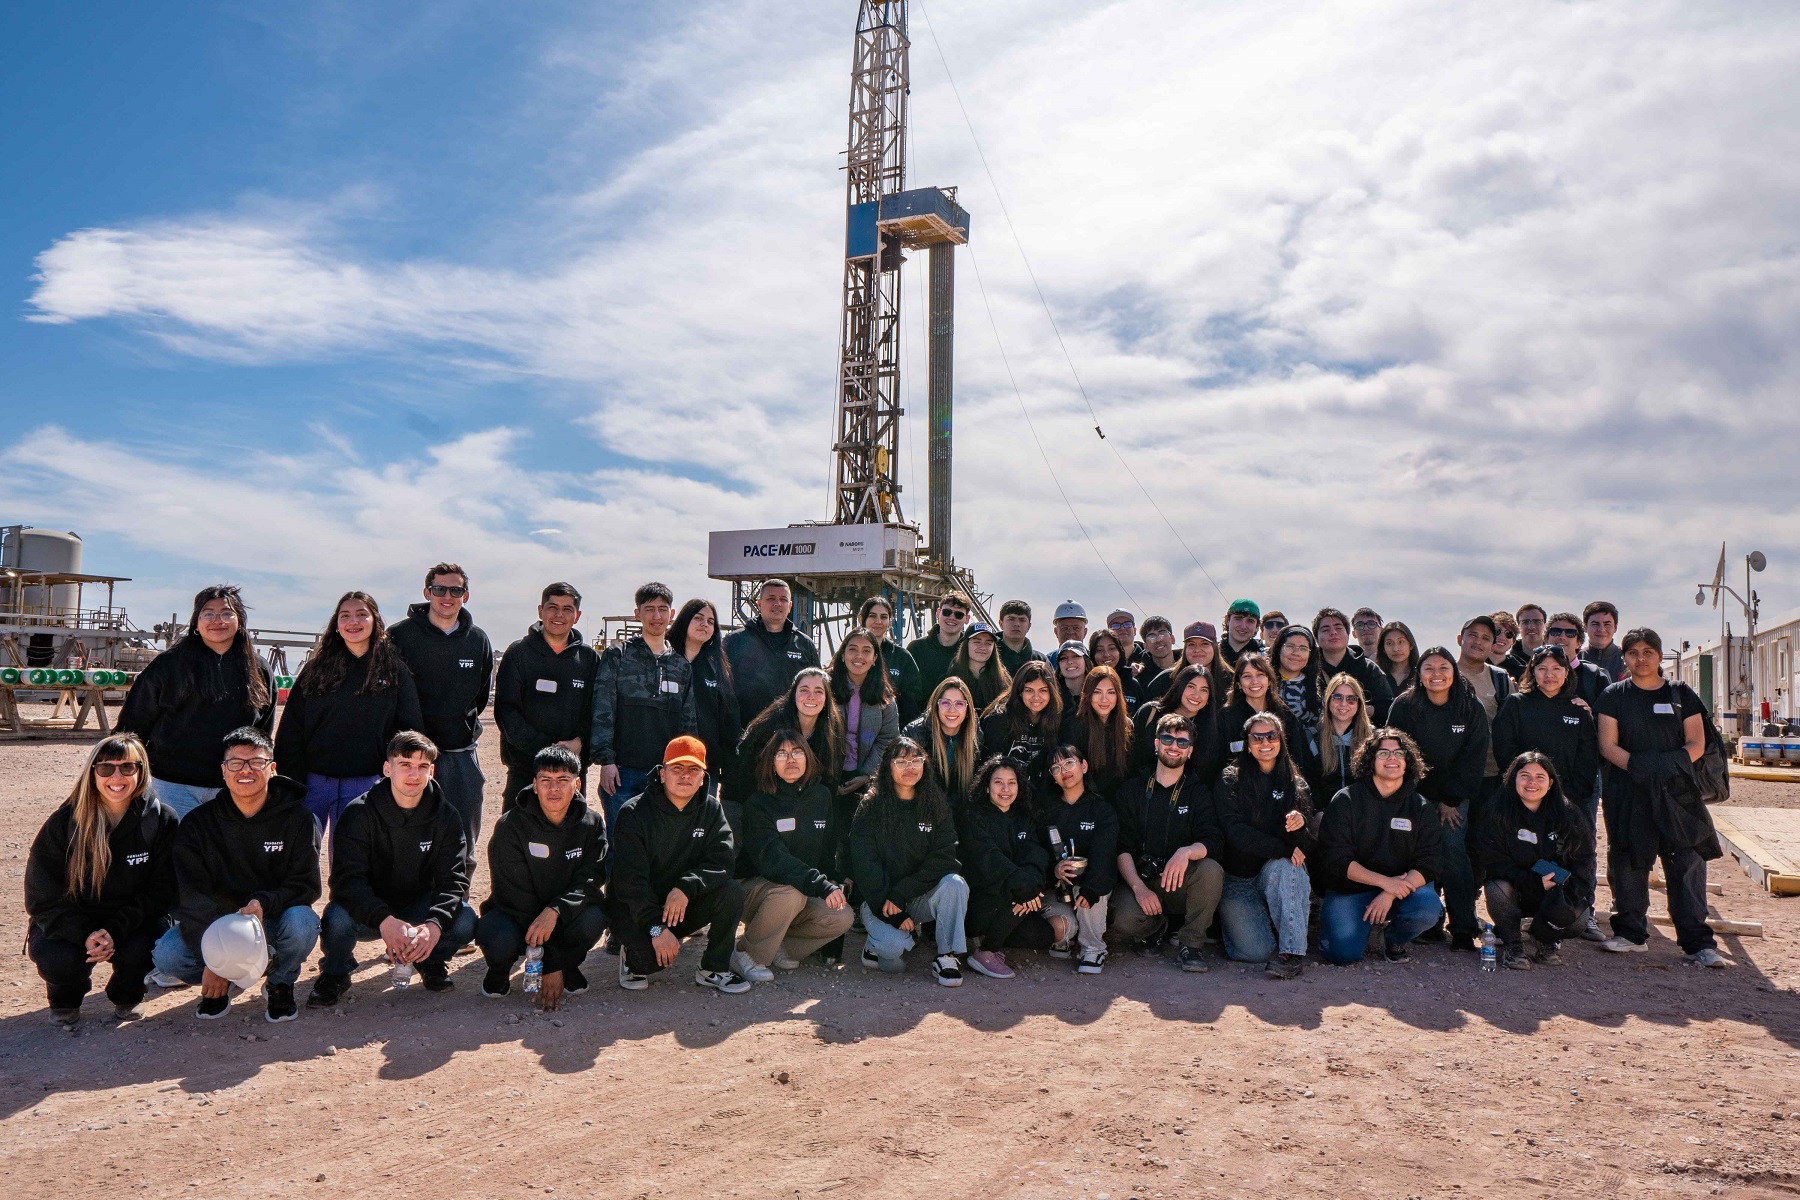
left=1226, top=598, right=1261, bottom=619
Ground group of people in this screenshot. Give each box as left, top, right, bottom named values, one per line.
left=21, top=567, right=1732, bottom=1027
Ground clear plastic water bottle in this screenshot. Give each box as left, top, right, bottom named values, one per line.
left=1479, top=923, right=1498, bottom=973
left=523, top=945, right=543, bottom=994
left=392, top=925, right=418, bottom=988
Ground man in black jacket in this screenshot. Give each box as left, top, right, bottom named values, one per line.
left=494, top=582, right=600, bottom=808
left=1110, top=722, right=1225, bottom=973
left=1312, top=607, right=1396, bottom=724
left=477, top=745, right=608, bottom=1009
left=591, top=581, right=697, bottom=828
left=606, top=736, right=750, bottom=994
left=1220, top=598, right=1265, bottom=669
left=388, top=562, right=494, bottom=870
left=996, top=599, right=1044, bottom=679
left=723, top=579, right=821, bottom=727
left=906, top=589, right=971, bottom=696
left=150, top=727, right=321, bottom=1023
left=308, top=732, right=476, bottom=1006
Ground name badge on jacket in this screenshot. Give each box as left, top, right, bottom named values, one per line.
left=1390, top=817, right=1412, bottom=832
left=528, top=842, right=550, bottom=858
left=535, top=679, right=558, bottom=693
left=660, top=680, right=682, bottom=693
left=776, top=817, right=797, bottom=833
left=1230, top=740, right=1246, bottom=753
left=1517, top=828, right=1539, bottom=844
left=1653, top=702, right=1675, bottom=714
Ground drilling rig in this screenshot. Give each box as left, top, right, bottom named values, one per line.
left=708, top=0, right=988, bottom=646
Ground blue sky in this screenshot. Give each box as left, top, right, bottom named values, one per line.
left=4, top=1, right=1799, bottom=650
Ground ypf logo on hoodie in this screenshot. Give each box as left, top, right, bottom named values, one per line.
left=565, top=847, right=583, bottom=859
left=691, top=828, right=705, bottom=838
left=125, top=852, right=149, bottom=866
left=918, top=822, right=934, bottom=833
left=419, top=840, right=433, bottom=853
left=263, top=840, right=285, bottom=853
left=1451, top=724, right=1466, bottom=734
left=1562, top=716, right=1581, bottom=726
left=458, top=659, right=475, bottom=670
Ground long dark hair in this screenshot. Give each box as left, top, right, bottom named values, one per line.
left=753, top=728, right=818, bottom=794
left=1378, top=620, right=1420, bottom=689
left=1075, top=665, right=1132, bottom=781
left=745, top=667, right=845, bottom=778
left=1231, top=710, right=1301, bottom=785
left=672, top=599, right=732, bottom=681
left=294, top=591, right=408, bottom=696
left=857, top=736, right=952, bottom=848
left=994, top=660, right=1062, bottom=739
left=1401, top=645, right=1481, bottom=719
left=972, top=754, right=1033, bottom=820
left=950, top=633, right=1012, bottom=714
left=174, top=585, right=270, bottom=710
left=1269, top=625, right=1324, bottom=726
left=1152, top=664, right=1220, bottom=767
left=1227, top=652, right=1296, bottom=722
left=1517, top=644, right=1572, bottom=696
left=1498, top=750, right=1586, bottom=841
left=829, top=626, right=895, bottom=707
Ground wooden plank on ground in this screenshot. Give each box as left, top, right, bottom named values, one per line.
left=1709, top=805, right=1800, bottom=896
left=1597, top=910, right=1764, bottom=937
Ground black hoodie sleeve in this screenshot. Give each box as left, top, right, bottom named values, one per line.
left=605, top=804, right=662, bottom=933
left=555, top=817, right=607, bottom=920
left=1316, top=790, right=1358, bottom=888
left=485, top=815, right=540, bottom=919
left=676, top=795, right=736, bottom=899
left=848, top=806, right=888, bottom=905
left=251, top=807, right=323, bottom=918
left=1078, top=800, right=1120, bottom=904
left=1438, top=703, right=1490, bottom=805
left=964, top=811, right=1041, bottom=902
left=328, top=803, right=392, bottom=929
left=1411, top=799, right=1444, bottom=884
left=393, top=667, right=424, bottom=740
left=107, top=806, right=180, bottom=942
left=1215, top=771, right=1291, bottom=867
left=1491, top=695, right=1524, bottom=779
left=114, top=657, right=170, bottom=741
left=23, top=809, right=86, bottom=943
left=1570, top=706, right=1600, bottom=798
left=745, top=793, right=835, bottom=897
left=170, top=814, right=228, bottom=943
left=589, top=645, right=621, bottom=767
left=273, top=687, right=311, bottom=782
left=495, top=645, right=555, bottom=758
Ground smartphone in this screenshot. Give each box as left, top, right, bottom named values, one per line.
left=1532, top=858, right=1571, bottom=885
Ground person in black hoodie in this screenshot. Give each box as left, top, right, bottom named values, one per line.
left=308, top=731, right=476, bottom=1007
left=477, top=745, right=608, bottom=1009
left=1492, top=646, right=1600, bottom=815
left=732, top=668, right=844, bottom=830
left=591, top=582, right=698, bottom=828
left=608, top=736, right=749, bottom=993
left=1215, top=713, right=1318, bottom=978
left=151, top=727, right=321, bottom=1023
left=388, top=563, right=494, bottom=871
left=979, top=660, right=1065, bottom=795
left=905, top=589, right=972, bottom=697
left=733, top=732, right=853, bottom=980
left=1473, top=752, right=1594, bottom=969
left=723, top=579, right=821, bottom=731
left=850, top=737, right=969, bottom=986
left=1386, top=646, right=1490, bottom=951
left=276, top=591, right=424, bottom=843
left=494, top=583, right=601, bottom=808
left=1110, top=716, right=1221, bottom=974
left=1218, top=652, right=1311, bottom=781
left=674, top=598, right=743, bottom=798
left=1312, top=607, right=1395, bottom=725
left=1036, top=743, right=1118, bottom=974
left=117, top=585, right=274, bottom=818
left=962, top=757, right=1058, bottom=980
left=1315, top=729, right=1444, bottom=965
left=25, top=735, right=177, bottom=1024
left=1130, top=664, right=1224, bottom=783
left=860, top=595, right=925, bottom=725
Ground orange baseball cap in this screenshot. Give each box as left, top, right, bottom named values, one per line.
left=663, top=735, right=708, bottom=770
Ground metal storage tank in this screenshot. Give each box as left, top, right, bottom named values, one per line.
left=2, top=528, right=83, bottom=614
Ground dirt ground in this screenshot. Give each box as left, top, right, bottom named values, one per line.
left=1, top=726, right=1797, bottom=1198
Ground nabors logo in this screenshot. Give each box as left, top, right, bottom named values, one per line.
left=743, top=542, right=816, bottom=558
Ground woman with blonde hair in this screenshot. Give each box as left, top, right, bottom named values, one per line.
left=24, top=734, right=178, bottom=1024
left=902, top=676, right=982, bottom=806
left=1313, top=673, right=1374, bottom=799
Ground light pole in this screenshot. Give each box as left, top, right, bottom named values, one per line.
left=1697, top=546, right=1765, bottom=735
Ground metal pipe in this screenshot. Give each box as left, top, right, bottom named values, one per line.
left=927, top=241, right=954, bottom=566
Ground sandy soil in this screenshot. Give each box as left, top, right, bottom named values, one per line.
left=1, top=727, right=1797, bottom=1198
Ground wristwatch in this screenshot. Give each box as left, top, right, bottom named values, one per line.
left=648, top=925, right=666, bottom=938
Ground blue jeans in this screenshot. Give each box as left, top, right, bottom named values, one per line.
left=151, top=905, right=321, bottom=988
left=860, top=874, right=969, bottom=960
left=319, top=899, right=477, bottom=976
left=1219, top=858, right=1312, bottom=961
left=1437, top=800, right=1477, bottom=937
left=303, top=774, right=380, bottom=844
left=601, top=766, right=651, bottom=831
left=1318, top=888, right=1443, bottom=965
left=151, top=778, right=221, bottom=820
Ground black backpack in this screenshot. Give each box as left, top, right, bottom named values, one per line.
left=1672, top=686, right=1731, bottom=806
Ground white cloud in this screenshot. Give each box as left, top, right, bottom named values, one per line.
left=17, top=0, right=1800, bottom=645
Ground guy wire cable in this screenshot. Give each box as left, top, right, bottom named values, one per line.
left=916, top=0, right=1231, bottom=606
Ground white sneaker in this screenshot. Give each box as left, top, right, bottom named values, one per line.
left=771, top=951, right=801, bottom=971
left=1599, top=936, right=1647, bottom=953
left=730, top=949, right=775, bottom=983
left=1077, top=948, right=1107, bottom=975
left=617, top=957, right=649, bottom=991
left=1686, top=948, right=1730, bottom=969
left=145, top=970, right=188, bottom=989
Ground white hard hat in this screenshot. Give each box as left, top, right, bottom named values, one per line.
left=201, top=913, right=269, bottom=990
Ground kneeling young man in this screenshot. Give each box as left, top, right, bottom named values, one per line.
left=152, top=727, right=322, bottom=1023
left=607, top=736, right=749, bottom=993
left=1110, top=717, right=1224, bottom=973
left=477, top=745, right=608, bottom=1009
left=309, top=731, right=477, bottom=1006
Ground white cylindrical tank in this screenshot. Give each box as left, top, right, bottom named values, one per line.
left=9, top=529, right=82, bottom=613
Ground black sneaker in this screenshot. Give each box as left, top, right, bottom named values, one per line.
left=1532, top=941, right=1563, bottom=966
left=50, top=1007, right=81, bottom=1027
left=1048, top=940, right=1074, bottom=959
left=930, top=954, right=963, bottom=987
left=1176, top=945, right=1209, bottom=973
left=1415, top=916, right=1448, bottom=944
left=1132, top=935, right=1166, bottom=958
left=1501, top=943, right=1533, bottom=971
left=1265, top=953, right=1304, bottom=980
left=563, top=965, right=589, bottom=995
left=196, top=992, right=230, bottom=1020
left=265, top=983, right=298, bottom=1024
left=306, top=971, right=350, bottom=1008
left=419, top=963, right=453, bottom=993
left=481, top=966, right=512, bottom=998
left=112, top=1001, right=143, bottom=1021
left=694, top=969, right=752, bottom=994
left=1450, top=932, right=1478, bottom=953
left=1383, top=941, right=1412, bottom=964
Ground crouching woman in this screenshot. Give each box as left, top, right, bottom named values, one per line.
left=1474, top=751, right=1594, bottom=968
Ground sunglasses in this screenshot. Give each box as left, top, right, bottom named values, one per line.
left=427, top=584, right=468, bottom=598
left=1547, top=627, right=1581, bottom=638
left=1155, top=734, right=1193, bottom=748
left=1247, top=730, right=1281, bottom=744
left=93, top=761, right=141, bottom=779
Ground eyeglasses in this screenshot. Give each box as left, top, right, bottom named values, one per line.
left=1518, top=616, right=1546, bottom=626
left=1352, top=620, right=1380, bottom=631
left=427, top=585, right=468, bottom=598
left=892, top=754, right=927, bottom=766
left=1247, top=730, right=1281, bottom=744
left=1155, top=734, right=1193, bottom=748
left=1546, top=627, right=1581, bottom=638
left=197, top=610, right=237, bottom=624
left=1108, top=619, right=1134, bottom=630
left=773, top=748, right=808, bottom=762
left=223, top=757, right=273, bottom=772
left=1374, top=748, right=1407, bottom=761
left=93, top=761, right=141, bottom=779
